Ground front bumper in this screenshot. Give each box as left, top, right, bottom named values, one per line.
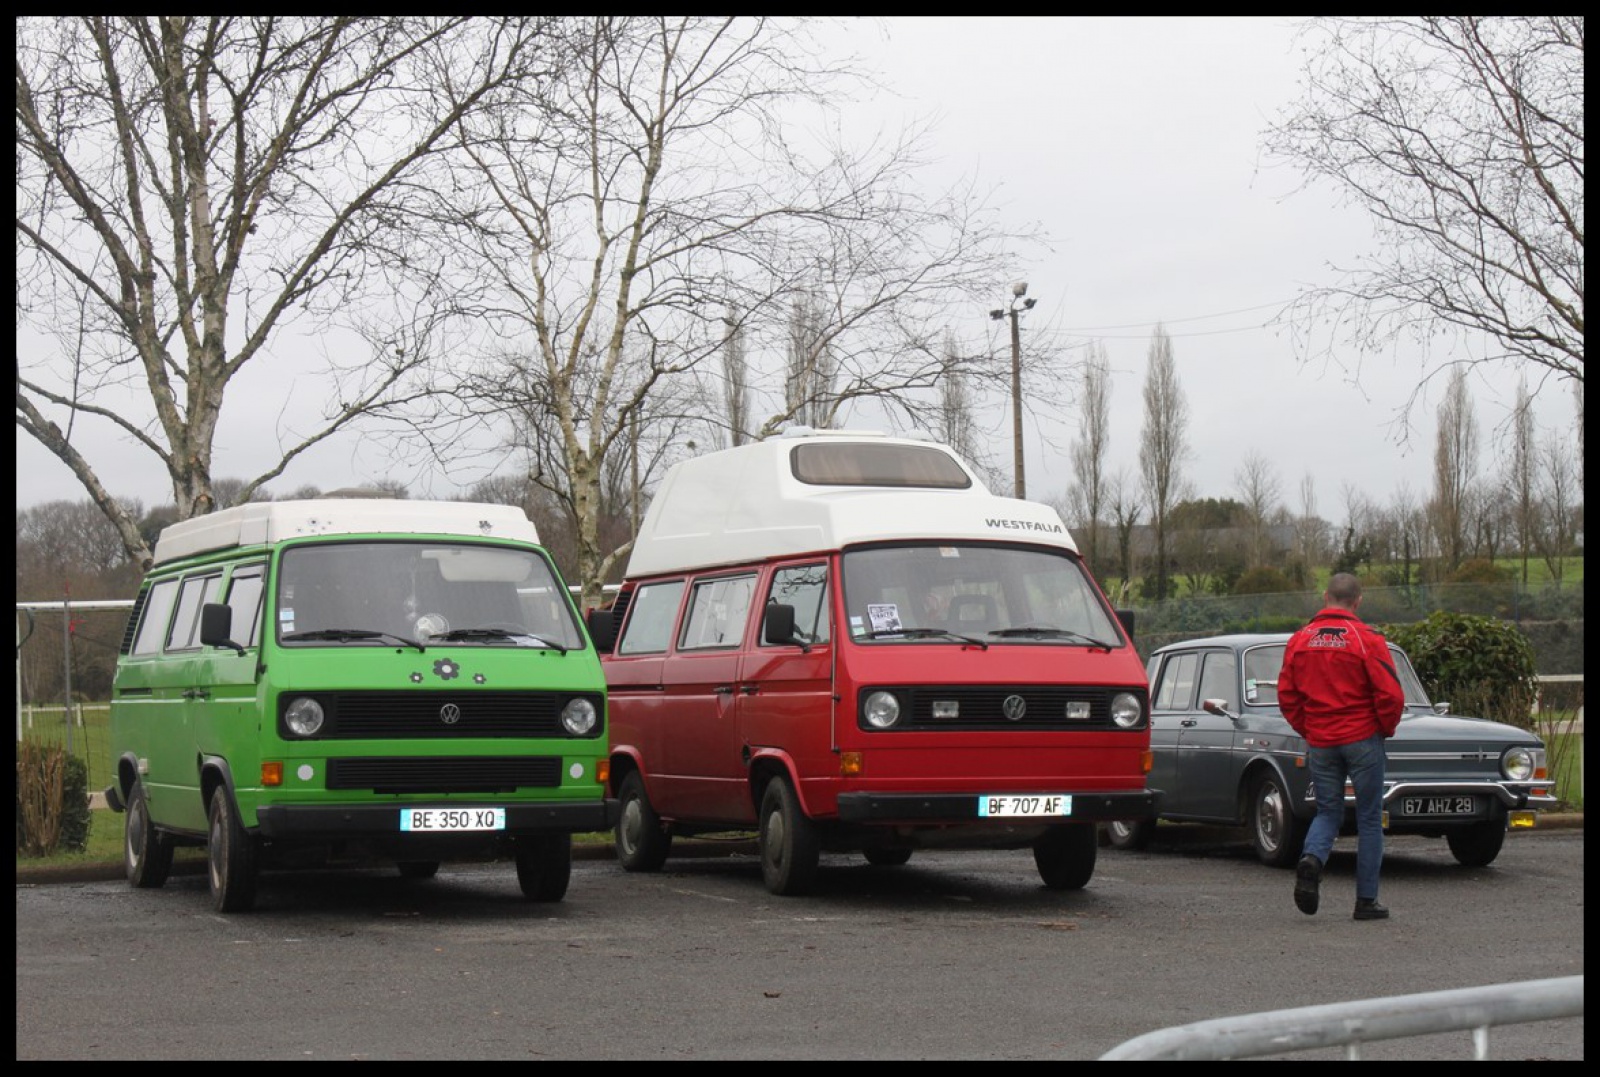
left=837, top=789, right=1157, bottom=825
left=255, top=798, right=619, bottom=840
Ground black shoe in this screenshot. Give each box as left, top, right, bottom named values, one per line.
left=1294, top=854, right=1321, bottom=915
left=1353, top=899, right=1390, bottom=921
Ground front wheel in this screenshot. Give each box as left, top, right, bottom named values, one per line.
left=1446, top=819, right=1507, bottom=867
left=207, top=786, right=259, bottom=913
left=615, top=771, right=672, bottom=872
left=515, top=833, right=572, bottom=902
left=124, top=780, right=173, bottom=889
left=1250, top=771, right=1308, bottom=868
left=1104, top=818, right=1154, bottom=851
left=1033, top=824, right=1097, bottom=890
left=759, top=777, right=820, bottom=896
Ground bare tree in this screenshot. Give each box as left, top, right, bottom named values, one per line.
left=442, top=17, right=1030, bottom=605
left=932, top=334, right=1003, bottom=488
left=1138, top=325, right=1189, bottom=601
left=1291, top=473, right=1331, bottom=584
left=16, top=17, right=557, bottom=568
left=1067, top=340, right=1111, bottom=568
left=1430, top=367, right=1479, bottom=573
left=1234, top=450, right=1283, bottom=569
left=1506, top=378, right=1539, bottom=582
left=721, top=310, right=753, bottom=448
left=1267, top=16, right=1584, bottom=425
left=1535, top=433, right=1577, bottom=585
left=1104, top=469, right=1142, bottom=606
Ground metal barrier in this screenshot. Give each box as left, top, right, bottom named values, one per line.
left=1099, top=975, right=1584, bottom=1060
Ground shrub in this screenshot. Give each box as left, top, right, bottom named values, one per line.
left=1448, top=558, right=1512, bottom=584
left=1233, top=567, right=1293, bottom=596
left=15, top=741, right=90, bottom=857
left=1381, top=612, right=1538, bottom=730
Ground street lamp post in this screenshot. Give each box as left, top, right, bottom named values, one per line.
left=990, top=282, right=1037, bottom=499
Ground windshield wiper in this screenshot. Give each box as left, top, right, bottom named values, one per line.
left=281, top=628, right=426, bottom=652
left=863, top=627, right=989, bottom=650
left=990, top=626, right=1115, bottom=651
left=431, top=627, right=568, bottom=653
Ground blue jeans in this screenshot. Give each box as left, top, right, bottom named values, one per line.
left=1303, top=733, right=1387, bottom=901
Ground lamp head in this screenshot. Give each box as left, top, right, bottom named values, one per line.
left=1011, top=281, right=1029, bottom=298
left=1023, top=297, right=1037, bottom=310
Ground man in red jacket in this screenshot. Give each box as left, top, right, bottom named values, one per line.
left=1278, top=573, right=1405, bottom=921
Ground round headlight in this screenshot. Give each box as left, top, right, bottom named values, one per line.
left=561, top=697, right=598, bottom=736
left=284, top=696, right=325, bottom=737
left=863, top=690, right=902, bottom=730
left=1502, top=746, right=1535, bottom=781
left=1110, top=692, right=1144, bottom=729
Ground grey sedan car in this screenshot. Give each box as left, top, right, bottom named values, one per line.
left=1107, top=633, right=1556, bottom=867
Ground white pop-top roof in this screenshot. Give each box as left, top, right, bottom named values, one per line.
left=624, top=429, right=1078, bottom=578
left=151, top=499, right=540, bottom=566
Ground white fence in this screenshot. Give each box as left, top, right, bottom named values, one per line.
left=1100, top=975, right=1584, bottom=1060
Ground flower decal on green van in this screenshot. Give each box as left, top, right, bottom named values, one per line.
left=432, top=658, right=461, bottom=681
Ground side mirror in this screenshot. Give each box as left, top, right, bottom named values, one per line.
left=1202, top=697, right=1244, bottom=727
left=199, top=603, right=246, bottom=656
left=762, top=603, right=809, bottom=651
left=586, top=609, right=617, bottom=654
left=1115, top=608, right=1136, bottom=638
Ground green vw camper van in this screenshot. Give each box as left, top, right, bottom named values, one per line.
left=105, top=497, right=615, bottom=912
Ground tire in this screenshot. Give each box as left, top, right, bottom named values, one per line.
left=515, top=833, right=572, bottom=902
left=615, top=771, right=672, bottom=872
left=1446, top=819, right=1507, bottom=867
left=863, top=847, right=912, bottom=867
left=207, top=786, right=259, bottom=913
left=1034, top=824, right=1097, bottom=890
left=397, top=860, right=440, bottom=879
left=1104, top=818, right=1154, bottom=851
left=124, top=781, right=173, bottom=889
left=1250, top=771, right=1309, bottom=868
left=758, top=777, right=820, bottom=896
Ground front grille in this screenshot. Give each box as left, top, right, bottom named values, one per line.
left=866, top=685, right=1145, bottom=731
left=283, top=691, right=604, bottom=739
left=326, top=756, right=562, bottom=794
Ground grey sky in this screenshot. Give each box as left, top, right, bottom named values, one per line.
left=14, top=16, right=1581, bottom=520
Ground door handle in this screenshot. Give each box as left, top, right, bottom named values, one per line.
left=740, top=685, right=758, bottom=695
left=182, top=689, right=210, bottom=701
left=714, top=685, right=734, bottom=695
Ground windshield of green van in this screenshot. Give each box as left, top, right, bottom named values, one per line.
left=841, top=543, right=1123, bottom=648
left=276, top=540, right=584, bottom=651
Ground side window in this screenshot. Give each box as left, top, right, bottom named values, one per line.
left=679, top=574, right=757, bottom=651
left=1152, top=652, right=1200, bottom=711
left=765, top=564, right=829, bottom=646
left=167, top=573, right=225, bottom=651
left=616, top=580, right=686, bottom=656
left=131, top=579, right=181, bottom=656
left=1197, top=651, right=1239, bottom=712
left=226, top=564, right=266, bottom=648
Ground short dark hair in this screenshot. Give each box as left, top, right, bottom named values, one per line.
left=1326, top=572, right=1362, bottom=606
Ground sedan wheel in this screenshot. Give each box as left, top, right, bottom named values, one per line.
left=1250, top=771, right=1308, bottom=868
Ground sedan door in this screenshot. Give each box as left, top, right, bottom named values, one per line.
left=1175, top=648, right=1245, bottom=821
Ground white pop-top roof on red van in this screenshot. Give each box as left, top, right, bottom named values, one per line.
left=150, top=498, right=540, bottom=566
left=625, top=429, right=1078, bottom=578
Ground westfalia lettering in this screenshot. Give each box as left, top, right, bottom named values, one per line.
left=984, top=518, right=1065, bottom=533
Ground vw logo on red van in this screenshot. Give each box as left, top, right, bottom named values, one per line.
left=439, top=703, right=462, bottom=725
left=1002, top=694, right=1027, bottom=721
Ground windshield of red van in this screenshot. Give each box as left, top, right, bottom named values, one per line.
left=276, top=540, right=584, bottom=651
left=841, top=543, right=1123, bottom=647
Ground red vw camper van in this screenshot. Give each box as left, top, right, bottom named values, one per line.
left=589, top=430, right=1155, bottom=895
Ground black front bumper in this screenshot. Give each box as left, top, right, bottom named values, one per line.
left=837, top=789, right=1157, bottom=825
left=255, top=799, right=619, bottom=840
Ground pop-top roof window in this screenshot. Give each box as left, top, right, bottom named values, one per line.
left=790, top=442, right=973, bottom=489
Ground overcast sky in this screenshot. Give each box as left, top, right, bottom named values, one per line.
left=15, top=16, right=1581, bottom=522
